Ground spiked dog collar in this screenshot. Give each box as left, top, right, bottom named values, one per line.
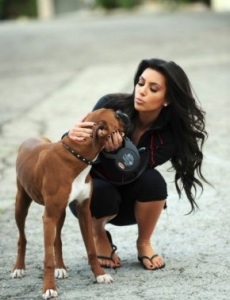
left=62, top=141, right=92, bottom=165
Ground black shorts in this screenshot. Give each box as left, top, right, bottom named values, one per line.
left=69, top=168, right=167, bottom=226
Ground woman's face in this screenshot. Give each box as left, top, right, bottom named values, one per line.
left=134, top=68, right=167, bottom=113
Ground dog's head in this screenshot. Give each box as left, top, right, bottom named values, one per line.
left=85, top=108, right=129, bottom=145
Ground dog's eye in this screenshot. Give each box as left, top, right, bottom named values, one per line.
left=97, top=121, right=107, bottom=130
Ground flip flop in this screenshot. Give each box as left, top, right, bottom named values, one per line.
left=138, top=254, right=166, bottom=270
left=97, top=231, right=120, bottom=269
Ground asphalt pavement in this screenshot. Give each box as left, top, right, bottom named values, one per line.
left=0, top=5, right=230, bottom=300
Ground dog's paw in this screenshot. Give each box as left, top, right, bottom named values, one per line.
left=42, top=289, right=58, bottom=299
left=96, top=274, right=113, bottom=283
left=11, top=269, right=25, bottom=278
left=55, top=268, right=68, bottom=279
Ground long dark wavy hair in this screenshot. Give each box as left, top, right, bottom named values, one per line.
left=102, top=58, right=209, bottom=212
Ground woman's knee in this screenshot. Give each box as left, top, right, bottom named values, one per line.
left=134, top=169, right=167, bottom=201
left=91, top=178, right=121, bottom=218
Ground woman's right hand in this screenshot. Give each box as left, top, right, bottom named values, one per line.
left=68, top=121, right=95, bottom=142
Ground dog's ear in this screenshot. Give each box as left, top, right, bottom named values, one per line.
left=95, top=121, right=109, bottom=137
left=91, top=120, right=108, bottom=147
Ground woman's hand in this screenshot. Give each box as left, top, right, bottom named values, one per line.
left=104, top=131, right=124, bottom=152
left=68, top=114, right=124, bottom=151
left=68, top=121, right=95, bottom=142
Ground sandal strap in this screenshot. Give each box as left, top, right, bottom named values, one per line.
left=97, top=248, right=116, bottom=263
left=138, top=254, right=158, bottom=263
left=97, top=231, right=120, bottom=270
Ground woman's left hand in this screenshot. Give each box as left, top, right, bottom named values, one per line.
left=104, top=131, right=124, bottom=152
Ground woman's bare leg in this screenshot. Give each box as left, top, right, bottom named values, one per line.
left=135, top=200, right=165, bottom=270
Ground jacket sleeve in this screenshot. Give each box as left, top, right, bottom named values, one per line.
left=92, top=95, right=111, bottom=110
left=92, top=93, right=129, bottom=111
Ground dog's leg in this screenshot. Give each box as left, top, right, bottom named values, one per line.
left=12, top=180, right=32, bottom=278
left=42, top=209, right=59, bottom=299
left=77, top=199, right=113, bottom=284
left=54, top=210, right=68, bottom=279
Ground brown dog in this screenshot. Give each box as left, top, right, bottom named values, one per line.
left=11, top=108, right=126, bottom=299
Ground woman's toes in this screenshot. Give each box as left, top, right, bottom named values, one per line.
left=151, top=255, right=165, bottom=269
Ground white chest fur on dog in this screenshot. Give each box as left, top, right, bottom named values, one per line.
left=68, top=165, right=92, bottom=204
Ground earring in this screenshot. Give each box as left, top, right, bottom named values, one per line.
left=164, top=103, right=168, bottom=107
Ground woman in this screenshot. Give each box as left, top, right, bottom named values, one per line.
left=67, top=58, right=208, bottom=270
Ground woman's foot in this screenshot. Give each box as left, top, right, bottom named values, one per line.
left=94, top=229, right=121, bottom=269
left=137, top=241, right=165, bottom=270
